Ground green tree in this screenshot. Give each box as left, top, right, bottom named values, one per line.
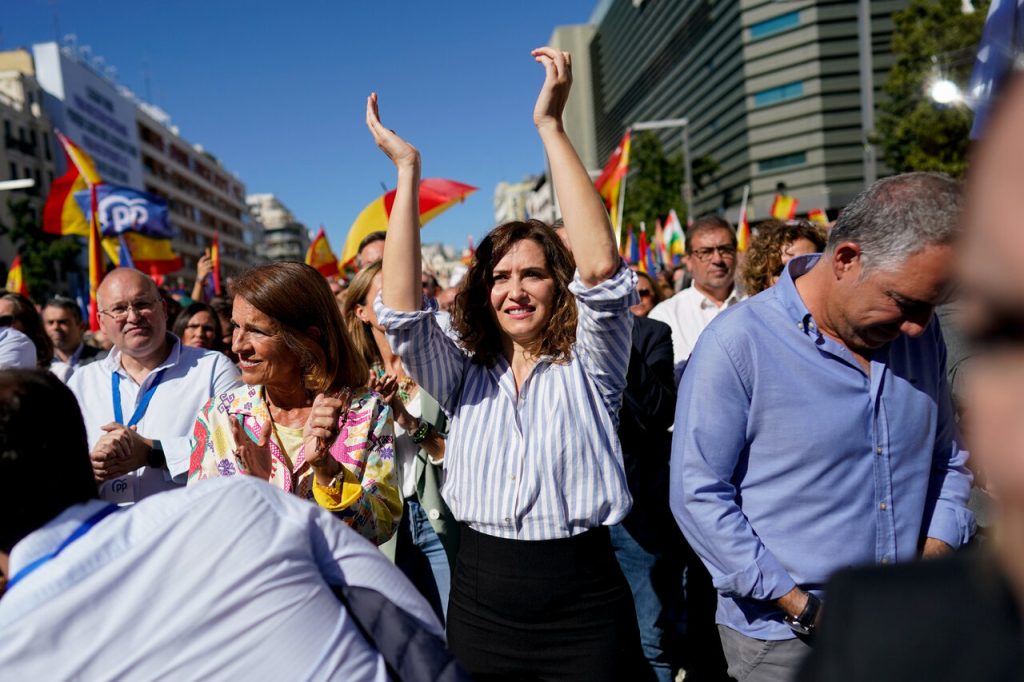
left=875, top=0, right=989, bottom=177
left=0, top=197, right=83, bottom=300
left=621, top=131, right=718, bottom=238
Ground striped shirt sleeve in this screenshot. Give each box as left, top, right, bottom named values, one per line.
left=569, top=261, right=638, bottom=420
left=374, top=294, right=467, bottom=415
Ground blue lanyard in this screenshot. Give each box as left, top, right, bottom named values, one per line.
left=112, top=370, right=165, bottom=427
left=5, top=504, right=121, bottom=592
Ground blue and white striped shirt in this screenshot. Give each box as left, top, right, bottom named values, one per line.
left=376, top=263, right=638, bottom=541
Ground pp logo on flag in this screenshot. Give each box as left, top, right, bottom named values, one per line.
left=99, top=195, right=151, bottom=233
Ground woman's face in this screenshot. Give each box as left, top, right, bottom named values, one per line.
left=489, top=239, right=556, bottom=349
left=355, top=274, right=384, bottom=332
left=630, top=276, right=657, bottom=317
left=772, top=237, right=820, bottom=285
left=231, top=296, right=303, bottom=389
left=181, top=310, right=218, bottom=349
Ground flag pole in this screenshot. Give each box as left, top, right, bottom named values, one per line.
left=616, top=128, right=631, bottom=248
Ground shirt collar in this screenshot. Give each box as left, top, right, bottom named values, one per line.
left=696, top=284, right=741, bottom=310
left=102, top=334, right=181, bottom=378
left=776, top=254, right=823, bottom=338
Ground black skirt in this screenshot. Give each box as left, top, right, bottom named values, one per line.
left=446, top=524, right=649, bottom=682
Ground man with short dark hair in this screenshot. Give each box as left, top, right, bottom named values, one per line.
left=673, top=173, right=975, bottom=681
left=0, top=369, right=455, bottom=680
left=358, top=230, right=387, bottom=268
left=69, top=268, right=240, bottom=505
left=42, top=296, right=105, bottom=382
left=649, top=215, right=745, bottom=364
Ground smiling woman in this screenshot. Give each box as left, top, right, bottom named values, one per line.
left=186, top=261, right=401, bottom=545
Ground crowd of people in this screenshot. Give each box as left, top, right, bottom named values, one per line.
left=1, top=47, right=1023, bottom=681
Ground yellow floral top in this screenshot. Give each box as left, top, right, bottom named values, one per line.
left=187, top=384, right=401, bottom=545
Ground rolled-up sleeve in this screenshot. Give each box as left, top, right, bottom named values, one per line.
left=375, top=295, right=467, bottom=415
left=671, top=328, right=796, bottom=601
left=570, top=261, right=638, bottom=419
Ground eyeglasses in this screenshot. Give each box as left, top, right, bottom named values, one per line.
left=99, top=299, right=159, bottom=322
left=637, top=288, right=653, bottom=299
left=691, top=245, right=737, bottom=262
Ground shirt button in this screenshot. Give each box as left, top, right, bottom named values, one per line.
left=428, top=509, right=441, bottom=521
left=504, top=517, right=512, bottom=525
left=876, top=447, right=883, bottom=455
left=510, top=474, right=516, bottom=481
left=879, top=502, right=887, bottom=510
left=881, top=557, right=890, bottom=565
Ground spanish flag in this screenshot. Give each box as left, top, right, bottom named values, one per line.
left=808, top=208, right=828, bottom=226
left=306, top=227, right=339, bottom=277
left=101, top=232, right=183, bottom=276
left=88, top=186, right=103, bottom=330
left=595, top=130, right=631, bottom=240
left=43, top=131, right=102, bottom=236
left=5, top=254, right=29, bottom=297
left=737, top=185, right=752, bottom=253
left=770, top=193, right=799, bottom=221
left=211, top=232, right=222, bottom=296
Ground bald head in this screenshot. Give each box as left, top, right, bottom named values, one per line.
left=96, top=268, right=169, bottom=360
left=97, top=268, right=160, bottom=309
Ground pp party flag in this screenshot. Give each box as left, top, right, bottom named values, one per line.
left=101, top=232, right=183, bottom=276
left=5, top=254, right=29, bottom=297
left=770, top=193, right=799, bottom=220
left=341, top=179, right=477, bottom=266
left=808, top=208, right=828, bottom=227
left=737, top=185, right=752, bottom=253
left=43, top=131, right=102, bottom=237
left=595, top=130, right=632, bottom=240
left=664, top=208, right=686, bottom=264
left=306, top=227, right=339, bottom=277
left=73, top=185, right=172, bottom=238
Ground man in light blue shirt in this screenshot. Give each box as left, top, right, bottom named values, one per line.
left=671, top=172, right=975, bottom=682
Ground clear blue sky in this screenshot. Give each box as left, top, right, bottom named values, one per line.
left=4, top=0, right=597, bottom=251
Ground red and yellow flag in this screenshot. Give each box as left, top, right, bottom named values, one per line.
left=87, top=186, right=104, bottom=331
left=306, top=227, right=339, bottom=277
left=808, top=208, right=828, bottom=227
left=211, top=232, right=222, bottom=295
left=770, top=193, right=799, bottom=221
left=43, top=131, right=102, bottom=236
left=5, top=254, right=29, bottom=297
left=595, top=130, right=631, bottom=238
left=101, top=232, right=183, bottom=276
left=737, top=186, right=752, bottom=253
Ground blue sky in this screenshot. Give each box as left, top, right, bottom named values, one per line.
left=4, top=0, right=597, bottom=250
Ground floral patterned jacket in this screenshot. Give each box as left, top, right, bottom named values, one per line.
left=187, top=384, right=401, bottom=545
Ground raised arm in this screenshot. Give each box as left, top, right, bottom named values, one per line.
left=532, top=47, right=619, bottom=287
left=366, top=92, right=422, bottom=312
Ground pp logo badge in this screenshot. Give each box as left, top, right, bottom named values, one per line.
left=107, top=477, right=134, bottom=505
left=99, top=194, right=150, bottom=233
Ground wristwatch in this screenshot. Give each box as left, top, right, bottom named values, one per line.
left=783, top=592, right=821, bottom=636
left=410, top=420, right=433, bottom=444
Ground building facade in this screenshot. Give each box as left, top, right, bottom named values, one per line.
left=0, top=49, right=56, bottom=272
left=581, top=0, right=905, bottom=222
left=246, top=193, right=309, bottom=262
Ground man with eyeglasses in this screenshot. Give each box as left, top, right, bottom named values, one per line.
left=41, top=296, right=106, bottom=383
left=649, top=215, right=745, bottom=366
left=68, top=268, right=241, bottom=505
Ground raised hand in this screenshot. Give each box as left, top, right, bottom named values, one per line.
left=531, top=47, right=572, bottom=132
left=91, top=423, right=149, bottom=481
left=303, top=393, right=346, bottom=482
left=196, top=251, right=213, bottom=280
left=365, top=92, right=420, bottom=170
left=230, top=416, right=273, bottom=480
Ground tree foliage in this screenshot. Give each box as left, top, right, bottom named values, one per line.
left=875, top=0, right=989, bottom=178
left=0, top=198, right=82, bottom=300
left=622, top=131, right=718, bottom=236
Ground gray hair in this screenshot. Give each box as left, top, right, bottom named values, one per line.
left=827, top=172, right=961, bottom=273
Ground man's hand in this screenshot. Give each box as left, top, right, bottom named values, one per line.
left=531, top=47, right=572, bottom=133
left=922, top=537, right=954, bottom=559
left=230, top=417, right=273, bottom=480
left=196, top=251, right=213, bottom=280
left=90, top=423, right=151, bottom=481
left=775, top=586, right=810, bottom=619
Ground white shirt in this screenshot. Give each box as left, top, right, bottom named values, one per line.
left=0, top=477, right=443, bottom=681
left=648, top=284, right=746, bottom=364
left=68, top=336, right=241, bottom=504
left=378, top=264, right=638, bottom=541
left=0, top=327, right=36, bottom=369
left=393, top=390, right=423, bottom=500
left=49, top=342, right=102, bottom=383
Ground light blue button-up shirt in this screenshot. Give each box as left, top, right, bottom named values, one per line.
left=671, top=254, right=975, bottom=640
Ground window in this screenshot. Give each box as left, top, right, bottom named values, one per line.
left=3, top=120, right=10, bottom=138
left=753, top=81, right=804, bottom=107
left=8, top=162, right=16, bottom=180
left=758, top=152, right=807, bottom=172
left=750, top=11, right=800, bottom=39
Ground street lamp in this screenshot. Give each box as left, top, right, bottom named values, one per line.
left=928, top=78, right=963, bottom=105
left=630, top=117, right=693, bottom=219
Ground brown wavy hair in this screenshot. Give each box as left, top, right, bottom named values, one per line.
left=741, top=219, right=827, bottom=295
left=232, top=262, right=368, bottom=394
left=451, top=219, right=577, bottom=366
left=340, top=260, right=383, bottom=377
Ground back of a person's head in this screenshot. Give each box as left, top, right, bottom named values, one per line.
left=0, top=370, right=97, bottom=553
